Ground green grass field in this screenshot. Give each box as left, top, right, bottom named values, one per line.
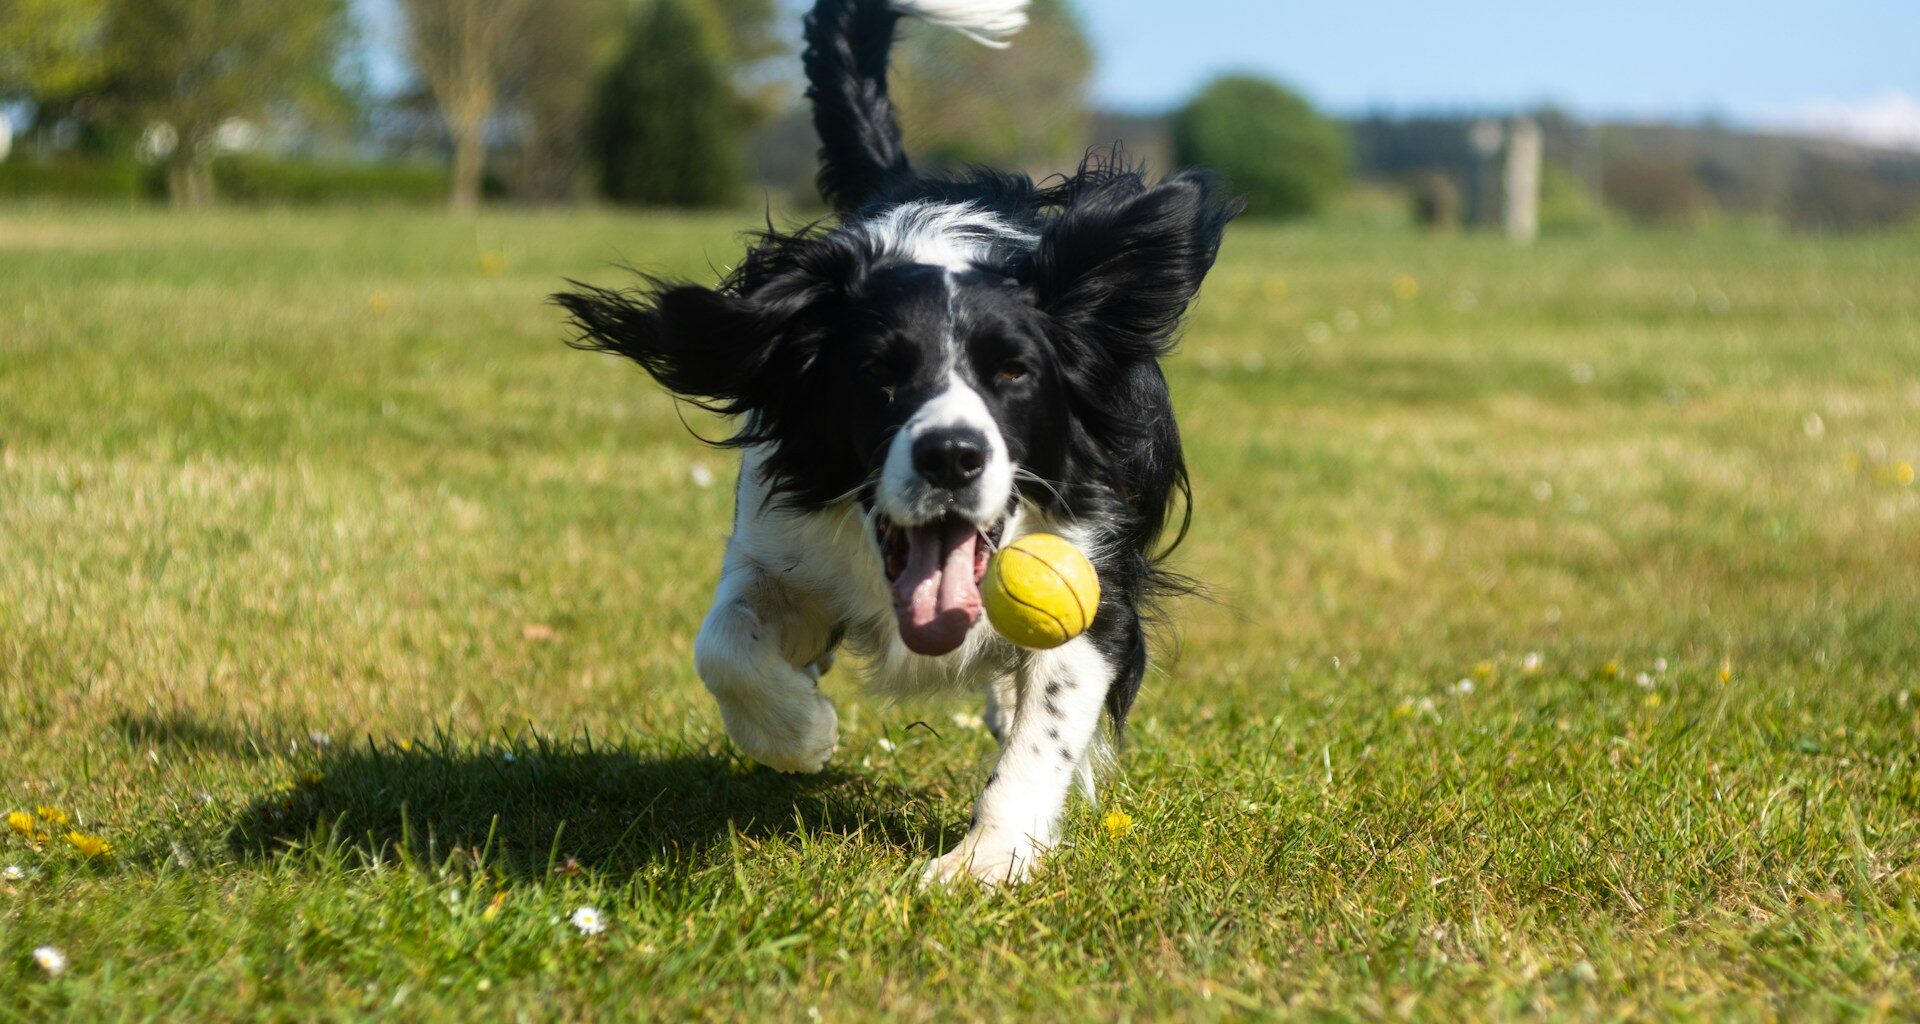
left=2, top=206, right=1917, bottom=1021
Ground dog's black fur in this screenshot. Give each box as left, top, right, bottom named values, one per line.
left=559, top=0, right=1239, bottom=731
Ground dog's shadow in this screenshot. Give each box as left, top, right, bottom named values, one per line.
left=227, top=735, right=950, bottom=878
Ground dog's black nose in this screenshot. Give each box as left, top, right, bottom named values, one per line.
left=912, top=428, right=988, bottom=490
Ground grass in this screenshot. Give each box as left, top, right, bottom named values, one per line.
left=2, top=205, right=1917, bottom=1021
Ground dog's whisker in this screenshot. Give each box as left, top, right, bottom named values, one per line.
left=1011, top=466, right=1070, bottom=508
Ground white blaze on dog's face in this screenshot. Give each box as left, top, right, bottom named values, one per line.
left=872, top=368, right=1017, bottom=657
left=878, top=372, right=1014, bottom=527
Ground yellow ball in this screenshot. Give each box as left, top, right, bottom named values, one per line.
left=981, top=533, right=1100, bottom=649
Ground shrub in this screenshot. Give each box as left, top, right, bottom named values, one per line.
left=1172, top=75, right=1348, bottom=219
left=1538, top=164, right=1606, bottom=234
left=1409, top=171, right=1460, bottom=231
left=1600, top=156, right=1710, bottom=227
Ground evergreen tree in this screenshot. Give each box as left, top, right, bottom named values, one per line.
left=591, top=0, right=741, bottom=208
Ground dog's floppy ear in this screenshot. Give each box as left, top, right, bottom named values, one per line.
left=556, top=280, right=782, bottom=414
left=1030, top=171, right=1242, bottom=359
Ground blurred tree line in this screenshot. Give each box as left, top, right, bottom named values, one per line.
left=1349, top=111, right=1920, bottom=234
left=4, top=0, right=1907, bottom=230
left=0, top=0, right=1359, bottom=218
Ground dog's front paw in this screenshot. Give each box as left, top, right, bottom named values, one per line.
left=715, top=681, right=839, bottom=774
left=920, top=830, right=1045, bottom=888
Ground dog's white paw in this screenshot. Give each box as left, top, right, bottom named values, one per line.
left=920, top=830, right=1044, bottom=888
left=715, top=681, right=839, bottom=773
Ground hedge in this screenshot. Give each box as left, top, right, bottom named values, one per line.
left=209, top=157, right=448, bottom=205
left=0, top=160, right=145, bottom=201
left=0, top=157, right=448, bottom=205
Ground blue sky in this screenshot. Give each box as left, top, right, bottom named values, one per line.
left=355, top=0, right=1920, bottom=149
left=1086, top=0, right=1916, bottom=117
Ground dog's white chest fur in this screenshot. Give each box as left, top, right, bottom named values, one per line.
left=716, top=444, right=1022, bottom=701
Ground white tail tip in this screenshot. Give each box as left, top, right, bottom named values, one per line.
left=892, top=0, right=1030, bottom=48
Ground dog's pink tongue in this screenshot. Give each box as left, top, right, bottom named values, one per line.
left=890, top=519, right=982, bottom=656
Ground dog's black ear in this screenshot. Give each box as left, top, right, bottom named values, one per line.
left=556, top=281, right=781, bottom=413
left=1031, top=172, right=1242, bottom=360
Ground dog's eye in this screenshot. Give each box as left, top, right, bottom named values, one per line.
left=996, top=362, right=1029, bottom=385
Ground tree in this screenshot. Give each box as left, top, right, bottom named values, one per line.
left=497, top=0, right=623, bottom=201
left=590, top=0, right=742, bottom=208
left=1173, top=75, right=1348, bottom=219
left=401, top=0, right=532, bottom=211
left=893, top=0, right=1092, bottom=174
left=684, top=0, right=787, bottom=125
left=0, top=0, right=108, bottom=103
left=102, top=0, right=348, bottom=206
left=489, top=0, right=784, bottom=203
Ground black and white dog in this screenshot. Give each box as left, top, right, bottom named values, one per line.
left=560, top=0, right=1237, bottom=884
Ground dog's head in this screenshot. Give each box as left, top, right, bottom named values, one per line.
left=560, top=171, right=1236, bottom=656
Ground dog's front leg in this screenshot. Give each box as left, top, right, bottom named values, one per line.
left=693, top=557, right=840, bottom=774
left=924, top=635, right=1114, bottom=886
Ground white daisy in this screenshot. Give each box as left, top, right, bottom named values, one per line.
left=33, top=945, right=67, bottom=976
left=2, top=864, right=25, bottom=881
left=1521, top=652, right=1544, bottom=674
left=1636, top=673, right=1655, bottom=689
left=689, top=464, right=716, bottom=489
left=570, top=906, right=607, bottom=936
left=875, top=737, right=897, bottom=753
left=1451, top=678, right=1475, bottom=695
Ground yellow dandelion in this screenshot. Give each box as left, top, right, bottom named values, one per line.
left=1843, top=452, right=1861, bottom=475
left=1261, top=277, right=1288, bottom=302
left=5, top=811, right=33, bottom=836
left=1102, top=810, right=1135, bottom=838
left=397, top=738, right=415, bottom=752
left=483, top=891, right=509, bottom=921
left=1602, top=660, right=1621, bottom=679
left=1473, top=659, right=1496, bottom=679
left=479, top=251, right=506, bottom=276
left=298, top=771, right=326, bottom=788
left=34, top=806, right=69, bottom=827
left=64, top=831, right=112, bottom=859
left=1719, top=658, right=1734, bottom=683
left=1897, top=462, right=1915, bottom=487
left=1393, top=275, right=1420, bottom=301
left=369, top=290, right=392, bottom=315
left=1643, top=692, right=1663, bottom=709
left=1391, top=700, right=1415, bottom=721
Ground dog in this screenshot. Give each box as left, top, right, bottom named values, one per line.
left=558, top=0, right=1237, bottom=884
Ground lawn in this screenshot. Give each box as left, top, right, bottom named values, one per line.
left=2, top=206, right=1917, bottom=1021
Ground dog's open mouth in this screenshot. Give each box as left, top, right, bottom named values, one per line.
left=876, top=513, right=1006, bottom=657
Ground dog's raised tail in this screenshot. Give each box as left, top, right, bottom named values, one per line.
left=803, top=0, right=1029, bottom=212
